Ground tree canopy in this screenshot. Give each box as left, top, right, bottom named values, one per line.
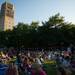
left=0, top=13, right=75, bottom=48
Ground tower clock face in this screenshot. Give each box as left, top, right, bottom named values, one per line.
left=6, top=4, right=14, bottom=18
left=6, top=9, right=14, bottom=18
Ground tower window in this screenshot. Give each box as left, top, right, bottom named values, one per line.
left=8, top=6, right=12, bottom=10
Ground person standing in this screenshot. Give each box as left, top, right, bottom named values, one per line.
left=6, top=61, right=19, bottom=75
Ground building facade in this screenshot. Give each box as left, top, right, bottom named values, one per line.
left=0, top=2, right=14, bottom=31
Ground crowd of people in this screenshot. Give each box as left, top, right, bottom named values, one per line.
left=0, top=45, right=75, bottom=75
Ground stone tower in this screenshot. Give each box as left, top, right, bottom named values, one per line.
left=0, top=2, right=14, bottom=31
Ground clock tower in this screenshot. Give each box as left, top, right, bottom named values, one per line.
left=0, top=2, right=14, bottom=30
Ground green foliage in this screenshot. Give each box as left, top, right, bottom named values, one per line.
left=0, top=13, right=75, bottom=48
left=42, top=13, right=64, bottom=28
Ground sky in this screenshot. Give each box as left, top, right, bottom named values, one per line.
left=0, top=0, right=75, bottom=25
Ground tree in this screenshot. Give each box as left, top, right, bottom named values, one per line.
left=30, top=21, right=39, bottom=30
left=42, top=13, right=64, bottom=28
left=0, top=13, right=75, bottom=49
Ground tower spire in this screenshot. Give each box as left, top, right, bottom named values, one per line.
left=5, top=0, right=11, bottom=3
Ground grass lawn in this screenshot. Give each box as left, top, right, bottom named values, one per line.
left=43, top=64, right=75, bottom=75
left=43, top=64, right=57, bottom=75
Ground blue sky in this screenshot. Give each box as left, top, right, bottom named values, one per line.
left=0, top=0, right=75, bottom=25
